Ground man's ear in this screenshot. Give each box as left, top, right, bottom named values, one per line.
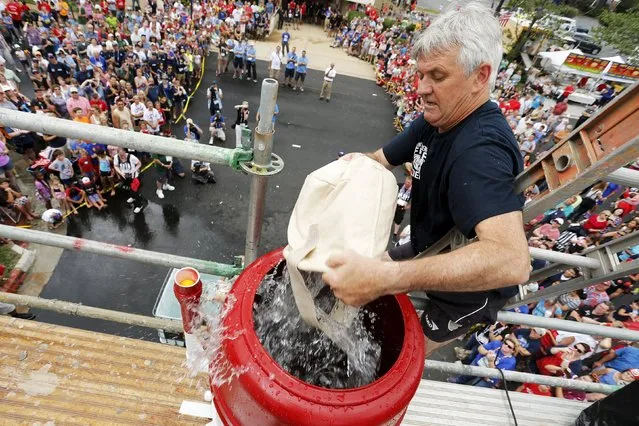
left=473, top=63, right=492, bottom=94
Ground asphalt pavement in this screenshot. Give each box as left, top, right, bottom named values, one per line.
left=33, top=56, right=399, bottom=339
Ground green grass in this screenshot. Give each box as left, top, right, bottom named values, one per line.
left=0, top=244, right=20, bottom=279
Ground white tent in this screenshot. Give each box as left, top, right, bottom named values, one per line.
left=538, top=49, right=583, bottom=71
left=602, top=55, right=626, bottom=64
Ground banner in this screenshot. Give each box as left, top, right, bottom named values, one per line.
left=607, top=63, right=639, bottom=81
left=563, top=53, right=610, bottom=74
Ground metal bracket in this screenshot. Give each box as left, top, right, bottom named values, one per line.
left=240, top=153, right=285, bottom=176
left=229, top=148, right=253, bottom=171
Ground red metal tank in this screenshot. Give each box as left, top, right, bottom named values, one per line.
left=211, top=248, right=425, bottom=426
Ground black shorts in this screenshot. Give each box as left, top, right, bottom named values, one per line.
left=233, top=56, right=244, bottom=68
left=284, top=68, right=295, bottom=78
left=388, top=241, right=503, bottom=342
left=294, top=72, right=306, bottom=82
left=100, top=170, right=111, bottom=177
left=393, top=206, right=406, bottom=225
left=419, top=295, right=502, bottom=342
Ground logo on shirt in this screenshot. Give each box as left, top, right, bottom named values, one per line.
left=412, top=142, right=428, bottom=180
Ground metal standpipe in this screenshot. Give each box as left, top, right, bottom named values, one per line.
left=0, top=109, right=250, bottom=169
left=424, top=360, right=618, bottom=394
left=244, top=79, right=283, bottom=264
left=528, top=247, right=601, bottom=269
left=0, top=225, right=242, bottom=277
left=497, top=310, right=639, bottom=341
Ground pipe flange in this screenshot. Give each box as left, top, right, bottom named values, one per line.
left=240, top=153, right=284, bottom=176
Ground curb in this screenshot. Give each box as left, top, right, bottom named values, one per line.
left=1, top=243, right=36, bottom=293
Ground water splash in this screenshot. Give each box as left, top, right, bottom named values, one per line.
left=181, top=277, right=249, bottom=387
left=254, top=267, right=381, bottom=389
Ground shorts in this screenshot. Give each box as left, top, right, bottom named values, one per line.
left=156, top=168, right=169, bottom=183
left=100, top=170, right=111, bottom=177
left=419, top=296, right=501, bottom=342
left=285, top=68, right=295, bottom=78
left=393, top=206, right=406, bottom=225
left=0, top=158, right=14, bottom=173
left=14, top=196, right=28, bottom=207
left=387, top=241, right=502, bottom=342
left=87, top=193, right=100, bottom=203
left=294, top=72, right=306, bottom=82
left=233, top=56, right=244, bottom=68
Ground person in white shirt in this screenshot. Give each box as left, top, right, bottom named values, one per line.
left=113, top=148, right=147, bottom=214
left=319, top=63, right=337, bottom=102
left=142, top=101, right=162, bottom=134
left=129, top=96, right=147, bottom=128
left=269, top=45, right=282, bottom=80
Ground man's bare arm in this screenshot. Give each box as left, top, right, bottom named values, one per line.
left=389, top=211, right=530, bottom=294
left=364, top=148, right=394, bottom=170
left=324, top=211, right=530, bottom=306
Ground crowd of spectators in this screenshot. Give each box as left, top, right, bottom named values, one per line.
left=0, top=0, right=283, bottom=220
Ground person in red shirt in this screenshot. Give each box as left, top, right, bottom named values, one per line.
left=583, top=211, right=610, bottom=234
left=89, top=93, right=108, bottom=112
left=77, top=148, right=97, bottom=181
left=553, top=99, right=568, bottom=116
left=6, top=0, right=28, bottom=27
left=37, top=0, right=52, bottom=14
left=516, top=383, right=552, bottom=396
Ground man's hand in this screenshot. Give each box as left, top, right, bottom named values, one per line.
left=322, top=250, right=393, bottom=306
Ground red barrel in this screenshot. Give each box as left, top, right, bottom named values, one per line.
left=212, top=248, right=425, bottom=426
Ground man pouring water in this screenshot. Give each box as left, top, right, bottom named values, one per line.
left=323, top=3, right=530, bottom=345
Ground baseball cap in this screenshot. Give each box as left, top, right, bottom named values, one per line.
left=69, top=87, right=78, bottom=93
left=553, top=218, right=564, bottom=225
left=81, top=177, right=91, bottom=184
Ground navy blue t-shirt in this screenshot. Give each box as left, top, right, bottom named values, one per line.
left=383, top=101, right=524, bottom=306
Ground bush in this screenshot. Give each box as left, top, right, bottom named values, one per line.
left=405, top=23, right=416, bottom=33
left=554, top=5, right=579, bottom=18
left=346, top=11, right=366, bottom=22
left=383, top=18, right=396, bottom=29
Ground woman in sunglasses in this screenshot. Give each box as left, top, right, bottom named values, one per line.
left=537, top=343, right=591, bottom=377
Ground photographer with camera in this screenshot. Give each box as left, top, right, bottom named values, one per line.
left=114, top=147, right=147, bottom=214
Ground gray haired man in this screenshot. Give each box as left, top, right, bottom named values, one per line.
left=323, top=3, right=529, bottom=348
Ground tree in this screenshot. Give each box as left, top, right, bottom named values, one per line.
left=592, top=11, right=639, bottom=57
left=504, top=0, right=557, bottom=60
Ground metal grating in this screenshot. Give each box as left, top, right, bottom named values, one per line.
left=403, top=379, right=591, bottom=426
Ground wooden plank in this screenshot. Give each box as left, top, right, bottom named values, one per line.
left=0, top=316, right=208, bottom=425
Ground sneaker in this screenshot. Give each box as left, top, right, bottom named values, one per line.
left=239, top=75, right=243, bottom=80
left=126, top=197, right=135, bottom=204
left=319, top=97, right=323, bottom=100
left=162, top=184, right=175, bottom=191
left=233, top=75, right=237, bottom=79
left=156, top=189, right=165, bottom=199
left=454, top=347, right=472, bottom=360
left=292, top=86, right=297, bottom=91
left=300, top=88, right=304, bottom=92
left=253, top=79, right=257, bottom=83
left=209, top=138, right=214, bottom=145
left=326, top=99, right=330, bottom=102
left=134, top=206, right=143, bottom=214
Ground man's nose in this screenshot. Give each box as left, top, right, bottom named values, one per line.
left=417, top=81, right=433, bottom=96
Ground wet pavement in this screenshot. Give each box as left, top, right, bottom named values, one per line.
left=34, top=57, right=399, bottom=340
